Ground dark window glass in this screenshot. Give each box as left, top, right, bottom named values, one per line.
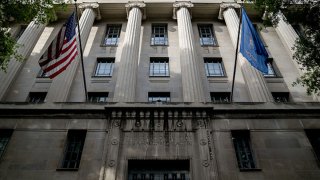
left=149, top=58, right=169, bottom=77
left=148, top=92, right=170, bottom=103
left=88, top=92, right=108, bottom=103
left=104, top=24, right=121, bottom=46
left=198, top=24, right=217, bottom=46
left=232, top=130, right=257, bottom=170
left=94, top=58, right=114, bottom=77
left=305, top=130, right=320, bottom=163
left=210, top=92, right=230, bottom=103
left=272, top=92, right=289, bottom=103
left=28, top=92, right=47, bottom=103
left=263, top=59, right=277, bottom=77
left=60, top=130, right=86, bottom=169
left=37, top=69, right=49, bottom=78
left=292, top=24, right=304, bottom=37
left=204, top=58, right=225, bottom=77
left=151, top=24, right=168, bottom=46
left=0, top=130, right=13, bottom=159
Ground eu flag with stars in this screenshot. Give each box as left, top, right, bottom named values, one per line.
left=240, top=8, right=269, bottom=74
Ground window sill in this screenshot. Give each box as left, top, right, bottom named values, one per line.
left=207, top=77, right=228, bottom=83
left=91, top=77, right=112, bottom=83
left=35, top=78, right=52, bottom=83
left=239, top=168, right=262, bottom=172
left=100, top=44, right=118, bottom=47
left=265, top=77, right=284, bottom=83
left=56, top=168, right=79, bottom=171
left=201, top=45, right=219, bottom=47
left=150, top=44, right=168, bottom=47
left=149, top=77, right=170, bottom=83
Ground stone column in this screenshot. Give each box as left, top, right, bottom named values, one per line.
left=113, top=1, right=145, bottom=102
left=275, top=13, right=301, bottom=73
left=219, top=3, right=273, bottom=102
left=0, top=21, right=45, bottom=101
left=46, top=3, right=100, bottom=102
left=173, top=1, right=205, bottom=102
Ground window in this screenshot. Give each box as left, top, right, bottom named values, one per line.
left=59, top=130, right=86, bottom=169
left=292, top=24, right=304, bottom=37
left=232, top=130, right=257, bottom=170
left=210, top=92, right=230, bottom=103
left=128, top=160, right=190, bottom=180
left=15, top=25, right=27, bottom=40
left=198, top=24, right=217, bottom=46
left=305, top=130, right=320, bottom=163
left=263, top=59, right=277, bottom=77
left=149, top=58, right=169, bottom=77
left=272, top=92, right=289, bottom=103
left=103, top=24, right=121, bottom=46
left=37, top=69, right=49, bottom=78
left=88, top=92, right=108, bottom=103
left=28, top=92, right=47, bottom=103
left=94, top=58, right=114, bottom=77
left=151, top=24, right=168, bottom=46
left=204, top=58, right=225, bottom=77
left=0, top=130, right=13, bottom=159
left=148, top=92, right=170, bottom=103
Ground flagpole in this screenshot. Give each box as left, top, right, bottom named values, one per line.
left=74, top=0, right=88, bottom=102
left=230, top=0, right=244, bottom=103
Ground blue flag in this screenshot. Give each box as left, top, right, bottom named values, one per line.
left=240, top=8, right=269, bottom=74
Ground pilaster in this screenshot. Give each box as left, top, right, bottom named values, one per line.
left=113, top=1, right=145, bottom=102
left=219, top=3, right=273, bottom=102
left=173, top=1, right=205, bottom=102
left=0, top=21, right=45, bottom=101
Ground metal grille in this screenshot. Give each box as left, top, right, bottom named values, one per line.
left=129, top=171, right=189, bottom=180
left=272, top=92, right=289, bottom=103
left=204, top=58, right=225, bottom=77
left=198, top=24, right=216, bottom=46
left=151, top=24, right=168, bottom=45
left=88, top=92, right=108, bottom=103
left=149, top=58, right=169, bottom=77
left=28, top=92, right=47, bottom=103
left=232, top=130, right=256, bottom=170
left=104, top=24, right=121, bottom=46
left=148, top=92, right=170, bottom=102
left=210, top=92, right=230, bottom=103
left=94, top=58, right=114, bottom=77
left=61, top=130, right=86, bottom=169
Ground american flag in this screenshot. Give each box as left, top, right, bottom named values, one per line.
left=38, top=13, right=78, bottom=79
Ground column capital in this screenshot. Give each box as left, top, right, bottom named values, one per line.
left=79, top=2, right=101, bottom=20
left=125, top=1, right=146, bottom=20
left=173, top=1, right=193, bottom=19
left=218, top=2, right=241, bottom=20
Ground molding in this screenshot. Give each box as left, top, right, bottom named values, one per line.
left=79, top=2, right=101, bottom=20
left=218, top=2, right=241, bottom=20
left=125, top=1, right=146, bottom=20
left=173, top=1, right=193, bottom=19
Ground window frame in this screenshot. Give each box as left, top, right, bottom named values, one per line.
left=27, top=92, right=47, bottom=103
left=150, top=24, right=168, bottom=46
left=263, top=58, right=281, bottom=78
left=88, top=92, right=109, bottom=103
left=0, top=129, right=13, bottom=160
left=231, top=130, right=260, bottom=171
left=197, top=24, right=218, bottom=47
left=37, top=69, right=49, bottom=78
left=57, top=130, right=87, bottom=171
left=102, top=24, right=122, bottom=47
left=148, top=92, right=171, bottom=103
left=204, top=58, right=226, bottom=77
left=149, top=57, right=170, bottom=77
left=93, top=58, right=115, bottom=77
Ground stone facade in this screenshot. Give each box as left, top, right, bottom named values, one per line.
left=0, top=1, right=320, bottom=180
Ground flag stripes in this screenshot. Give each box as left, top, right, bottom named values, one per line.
left=39, top=13, right=78, bottom=79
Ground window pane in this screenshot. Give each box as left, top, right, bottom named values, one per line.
left=94, top=58, right=114, bottom=77
left=28, top=92, right=47, bottom=103
left=198, top=25, right=216, bottom=46
left=150, top=58, right=169, bottom=76
left=205, top=58, right=225, bottom=77
left=263, top=60, right=277, bottom=77
left=88, top=92, right=108, bottom=103
left=104, top=25, right=121, bottom=46
left=210, top=92, right=230, bottom=103
left=151, top=24, right=168, bottom=45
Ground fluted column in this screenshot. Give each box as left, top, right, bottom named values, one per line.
left=46, top=3, right=99, bottom=102
left=113, top=2, right=145, bottom=102
left=219, top=3, right=273, bottom=102
left=0, top=21, right=45, bottom=101
left=173, top=1, right=205, bottom=102
left=275, top=13, right=301, bottom=73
